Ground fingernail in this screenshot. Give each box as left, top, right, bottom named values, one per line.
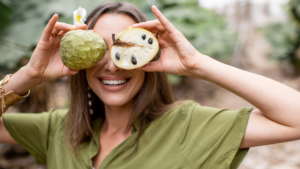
left=152, top=5, right=158, bottom=10
left=70, top=26, right=76, bottom=29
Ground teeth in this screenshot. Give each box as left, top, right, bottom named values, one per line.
left=102, top=79, right=127, bottom=86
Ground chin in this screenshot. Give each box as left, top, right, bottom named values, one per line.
left=100, top=96, right=134, bottom=108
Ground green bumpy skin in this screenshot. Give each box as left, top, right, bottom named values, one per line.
left=60, top=30, right=107, bottom=70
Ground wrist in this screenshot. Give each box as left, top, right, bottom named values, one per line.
left=4, top=66, right=44, bottom=95
left=21, top=66, right=46, bottom=84
left=185, top=53, right=221, bottom=80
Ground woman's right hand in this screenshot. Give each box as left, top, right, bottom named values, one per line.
left=25, top=14, right=87, bottom=82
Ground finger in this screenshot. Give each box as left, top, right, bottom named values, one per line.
left=58, top=30, right=68, bottom=38
left=57, top=28, right=91, bottom=40
left=131, top=20, right=165, bottom=33
left=151, top=5, right=177, bottom=34
left=54, top=22, right=77, bottom=31
left=52, top=28, right=60, bottom=36
left=147, top=25, right=165, bottom=35
left=62, top=66, right=79, bottom=77
left=138, top=61, right=162, bottom=72
left=53, top=24, right=87, bottom=37
left=75, top=24, right=88, bottom=30
left=41, top=14, right=59, bottom=42
left=157, top=37, right=169, bottom=48
left=132, top=20, right=161, bottom=29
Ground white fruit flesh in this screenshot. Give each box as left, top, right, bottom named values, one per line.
left=110, top=28, right=159, bottom=70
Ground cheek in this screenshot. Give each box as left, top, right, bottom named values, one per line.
left=96, top=51, right=110, bottom=67
left=134, top=72, right=145, bottom=91
left=85, top=69, right=95, bottom=89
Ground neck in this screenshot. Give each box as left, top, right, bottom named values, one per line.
left=102, top=101, right=134, bottom=134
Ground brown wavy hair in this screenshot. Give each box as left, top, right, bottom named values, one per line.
left=66, top=1, right=176, bottom=155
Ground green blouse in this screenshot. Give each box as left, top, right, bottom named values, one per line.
left=3, top=100, right=252, bottom=169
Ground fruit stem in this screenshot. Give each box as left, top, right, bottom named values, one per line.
left=111, top=33, right=141, bottom=48
left=112, top=34, right=117, bottom=44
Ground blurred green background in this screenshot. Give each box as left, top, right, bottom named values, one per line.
left=2, top=0, right=300, bottom=76
left=1, top=0, right=300, bottom=168
left=0, top=0, right=236, bottom=82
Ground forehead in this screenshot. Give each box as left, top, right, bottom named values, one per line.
left=93, top=13, right=136, bottom=44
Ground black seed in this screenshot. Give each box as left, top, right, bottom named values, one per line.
left=142, top=34, right=146, bottom=40
left=148, top=38, right=153, bottom=44
left=131, top=56, right=137, bottom=65
left=115, top=53, right=120, bottom=60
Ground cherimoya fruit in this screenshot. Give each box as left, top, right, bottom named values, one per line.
left=60, top=30, right=107, bottom=70
left=110, top=28, right=159, bottom=70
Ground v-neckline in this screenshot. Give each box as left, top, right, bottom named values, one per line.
left=81, top=117, right=140, bottom=169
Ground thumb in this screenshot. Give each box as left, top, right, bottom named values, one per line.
left=138, top=61, right=162, bottom=72
left=62, top=66, right=79, bottom=77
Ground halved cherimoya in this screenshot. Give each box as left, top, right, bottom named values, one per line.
left=110, top=28, right=159, bottom=70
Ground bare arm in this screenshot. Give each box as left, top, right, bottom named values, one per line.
left=198, top=58, right=300, bottom=148
left=0, top=118, right=18, bottom=144
left=241, top=109, right=300, bottom=148
left=133, top=5, right=300, bottom=148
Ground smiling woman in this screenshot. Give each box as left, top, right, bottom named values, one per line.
left=0, top=1, right=300, bottom=169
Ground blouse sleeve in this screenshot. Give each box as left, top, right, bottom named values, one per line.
left=2, top=110, right=55, bottom=164
left=178, top=101, right=252, bottom=169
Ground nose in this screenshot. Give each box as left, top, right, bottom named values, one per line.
left=104, top=53, right=123, bottom=73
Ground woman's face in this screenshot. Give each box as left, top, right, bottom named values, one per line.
left=86, top=13, right=145, bottom=108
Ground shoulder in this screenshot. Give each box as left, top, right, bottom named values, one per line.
left=161, top=100, right=221, bottom=120
left=157, top=100, right=252, bottom=130
left=47, top=109, right=69, bottom=129
left=149, top=100, right=199, bottom=129
left=168, top=100, right=252, bottom=119
left=3, top=109, right=68, bottom=126
left=163, top=100, right=198, bottom=116
left=48, top=108, right=68, bottom=119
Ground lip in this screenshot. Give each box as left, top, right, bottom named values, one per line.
left=98, top=76, right=132, bottom=92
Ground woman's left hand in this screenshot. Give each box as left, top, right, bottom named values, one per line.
left=132, top=5, right=209, bottom=77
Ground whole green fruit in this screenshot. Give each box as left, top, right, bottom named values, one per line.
left=60, top=30, right=107, bottom=70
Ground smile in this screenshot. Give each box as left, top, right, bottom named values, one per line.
left=98, top=76, right=132, bottom=92
left=101, top=79, right=128, bottom=86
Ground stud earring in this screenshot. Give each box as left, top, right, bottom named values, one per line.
left=87, top=87, right=93, bottom=115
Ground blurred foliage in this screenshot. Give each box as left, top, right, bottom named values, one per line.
left=0, top=0, right=236, bottom=83
left=167, top=74, right=182, bottom=85
left=0, top=0, right=12, bottom=31
left=262, top=0, right=300, bottom=75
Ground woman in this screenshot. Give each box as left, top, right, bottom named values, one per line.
left=0, top=1, right=299, bottom=169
